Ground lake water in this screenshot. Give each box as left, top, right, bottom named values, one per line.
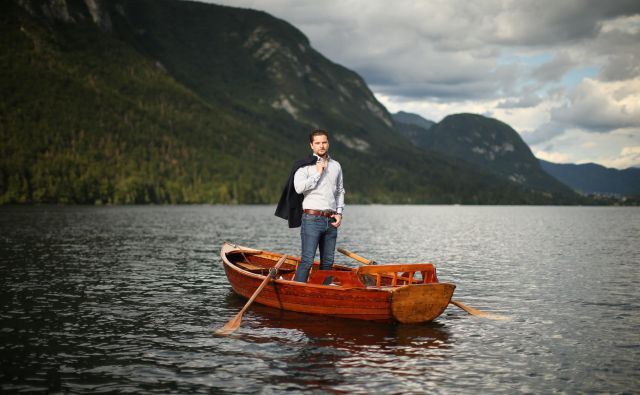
left=1, top=205, right=638, bottom=393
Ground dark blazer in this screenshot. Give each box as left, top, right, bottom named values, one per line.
left=274, top=155, right=318, bottom=228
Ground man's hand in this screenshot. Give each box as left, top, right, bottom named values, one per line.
left=331, top=214, right=342, bottom=228
left=315, top=158, right=327, bottom=174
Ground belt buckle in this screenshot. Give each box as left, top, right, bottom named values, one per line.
left=323, top=210, right=335, bottom=217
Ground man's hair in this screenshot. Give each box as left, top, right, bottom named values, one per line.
left=309, top=129, right=329, bottom=143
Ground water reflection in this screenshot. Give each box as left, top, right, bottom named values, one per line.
left=245, top=302, right=452, bottom=351
left=231, top=304, right=456, bottom=393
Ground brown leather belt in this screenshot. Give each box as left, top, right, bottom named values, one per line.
left=303, top=209, right=335, bottom=218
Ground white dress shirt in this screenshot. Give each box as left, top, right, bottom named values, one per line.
left=293, top=155, right=345, bottom=215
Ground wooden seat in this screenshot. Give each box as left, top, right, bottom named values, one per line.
left=308, top=270, right=365, bottom=287
left=235, top=261, right=294, bottom=274
left=234, top=261, right=268, bottom=274
left=356, top=263, right=438, bottom=287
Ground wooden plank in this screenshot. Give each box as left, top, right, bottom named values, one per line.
left=234, top=261, right=266, bottom=271
left=357, top=263, right=436, bottom=274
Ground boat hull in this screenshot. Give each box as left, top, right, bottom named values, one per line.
left=221, top=242, right=455, bottom=323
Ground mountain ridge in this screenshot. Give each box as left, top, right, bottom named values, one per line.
left=393, top=111, right=435, bottom=130
left=392, top=112, right=435, bottom=149
left=393, top=111, right=638, bottom=198
left=540, top=160, right=640, bottom=196
left=404, top=113, right=577, bottom=195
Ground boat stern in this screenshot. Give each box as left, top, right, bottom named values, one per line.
left=390, top=283, right=456, bottom=324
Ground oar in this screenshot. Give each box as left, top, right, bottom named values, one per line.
left=337, top=247, right=377, bottom=265
left=449, top=299, right=509, bottom=320
left=215, top=254, right=288, bottom=335
left=336, top=247, right=509, bottom=321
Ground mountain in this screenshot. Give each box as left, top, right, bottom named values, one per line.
left=392, top=112, right=435, bottom=149
left=394, top=111, right=638, bottom=202
left=392, top=111, right=435, bottom=130
left=1, top=0, right=584, bottom=204
left=407, top=113, right=578, bottom=196
left=540, top=160, right=640, bottom=196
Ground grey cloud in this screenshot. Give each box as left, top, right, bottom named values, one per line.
left=347, top=46, right=513, bottom=101
left=489, top=1, right=640, bottom=46
left=600, top=53, right=640, bottom=81
left=303, top=2, right=634, bottom=101
left=371, top=80, right=499, bottom=101
left=532, top=53, right=575, bottom=82
left=355, top=53, right=522, bottom=101
left=497, top=94, right=543, bottom=109
left=550, top=82, right=640, bottom=132
left=551, top=104, right=637, bottom=133
left=522, top=122, right=566, bottom=145
left=593, top=27, right=640, bottom=81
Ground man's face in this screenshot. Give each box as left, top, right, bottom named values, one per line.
left=310, top=134, right=329, bottom=157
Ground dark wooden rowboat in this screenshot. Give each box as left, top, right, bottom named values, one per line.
left=220, top=242, right=456, bottom=324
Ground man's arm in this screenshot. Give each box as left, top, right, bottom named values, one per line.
left=335, top=168, right=345, bottom=215
left=331, top=166, right=345, bottom=228
left=294, top=166, right=321, bottom=194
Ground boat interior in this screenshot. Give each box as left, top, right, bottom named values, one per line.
left=225, top=250, right=440, bottom=289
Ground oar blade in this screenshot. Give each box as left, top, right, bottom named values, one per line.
left=214, top=254, right=289, bottom=336
left=480, top=313, right=510, bottom=321
left=214, top=311, right=243, bottom=336
left=450, top=299, right=510, bottom=321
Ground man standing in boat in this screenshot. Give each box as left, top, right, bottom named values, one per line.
left=275, top=129, right=345, bottom=283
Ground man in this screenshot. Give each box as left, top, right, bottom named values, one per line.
left=274, top=129, right=345, bottom=282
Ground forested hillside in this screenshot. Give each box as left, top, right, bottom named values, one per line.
left=1, top=0, right=585, bottom=204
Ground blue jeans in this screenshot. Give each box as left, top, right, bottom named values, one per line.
left=294, top=213, right=338, bottom=282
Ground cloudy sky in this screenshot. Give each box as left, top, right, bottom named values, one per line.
left=207, top=0, right=640, bottom=169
